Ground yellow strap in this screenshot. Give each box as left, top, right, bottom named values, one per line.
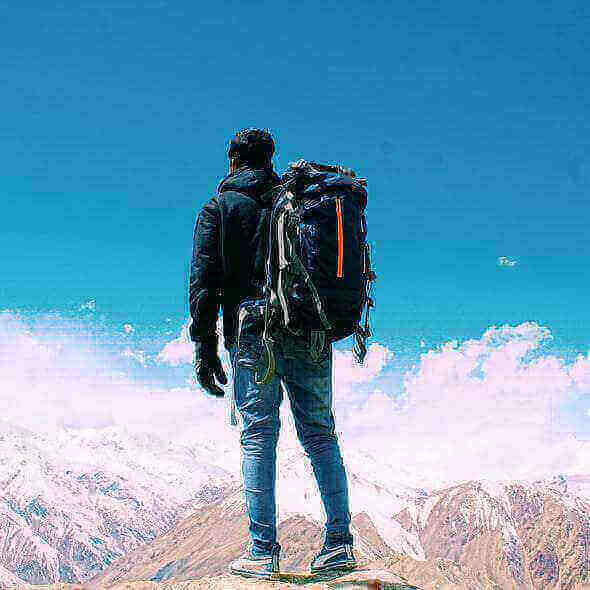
left=255, top=338, right=276, bottom=385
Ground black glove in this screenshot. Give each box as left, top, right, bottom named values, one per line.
left=194, top=337, right=227, bottom=398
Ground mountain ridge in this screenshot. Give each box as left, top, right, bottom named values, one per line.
left=3, top=421, right=590, bottom=588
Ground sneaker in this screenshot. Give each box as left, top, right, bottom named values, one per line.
left=310, top=541, right=357, bottom=573
left=229, top=543, right=280, bottom=580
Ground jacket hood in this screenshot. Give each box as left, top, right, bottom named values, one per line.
left=217, top=166, right=281, bottom=206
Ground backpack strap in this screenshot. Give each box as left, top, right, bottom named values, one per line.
left=255, top=188, right=333, bottom=384
left=310, top=330, right=327, bottom=362
left=254, top=187, right=287, bottom=385
left=255, top=161, right=371, bottom=382
left=353, top=223, right=377, bottom=365
left=275, top=193, right=332, bottom=335
left=255, top=335, right=277, bottom=386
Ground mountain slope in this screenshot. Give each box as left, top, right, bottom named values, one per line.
left=5, top=417, right=590, bottom=589
left=0, top=417, right=425, bottom=586
left=88, top=485, right=420, bottom=588
left=394, top=479, right=590, bottom=589
left=89, top=477, right=590, bottom=589
left=0, top=422, right=236, bottom=586
left=0, top=563, right=28, bottom=590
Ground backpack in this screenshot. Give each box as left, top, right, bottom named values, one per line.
left=252, top=159, right=377, bottom=385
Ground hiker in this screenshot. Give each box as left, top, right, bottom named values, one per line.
left=189, top=128, right=364, bottom=580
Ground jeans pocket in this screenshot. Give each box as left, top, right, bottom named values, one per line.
left=236, top=337, right=263, bottom=368
left=308, top=346, right=330, bottom=368
left=281, top=332, right=331, bottom=366
left=236, top=299, right=265, bottom=368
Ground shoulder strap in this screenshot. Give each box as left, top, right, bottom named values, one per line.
left=251, top=208, right=271, bottom=293
left=353, top=236, right=377, bottom=365
left=255, top=188, right=333, bottom=385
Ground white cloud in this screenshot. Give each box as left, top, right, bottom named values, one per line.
left=572, top=353, right=590, bottom=390
left=157, top=317, right=225, bottom=367
left=498, top=256, right=517, bottom=267
left=2, top=311, right=590, bottom=489
left=79, top=299, right=96, bottom=311
left=333, top=343, right=393, bottom=388
left=347, top=322, right=590, bottom=486
left=121, top=347, right=148, bottom=366
left=0, top=311, right=231, bottom=440
left=157, top=332, right=193, bottom=367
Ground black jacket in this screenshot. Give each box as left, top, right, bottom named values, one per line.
left=189, top=166, right=281, bottom=352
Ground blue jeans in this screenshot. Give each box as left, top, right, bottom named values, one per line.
left=229, top=331, right=352, bottom=556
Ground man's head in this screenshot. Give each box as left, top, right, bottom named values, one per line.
left=228, top=128, right=275, bottom=172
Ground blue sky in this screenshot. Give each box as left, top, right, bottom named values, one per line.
left=2, top=0, right=589, bottom=356
left=1, top=0, right=590, bottom=479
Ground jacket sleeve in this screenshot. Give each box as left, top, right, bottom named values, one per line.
left=188, top=198, right=223, bottom=348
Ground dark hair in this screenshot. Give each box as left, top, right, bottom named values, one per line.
left=228, top=128, right=275, bottom=168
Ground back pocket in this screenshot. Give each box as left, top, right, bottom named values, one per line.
left=236, top=299, right=265, bottom=368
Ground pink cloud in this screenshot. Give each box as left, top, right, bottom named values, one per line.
left=333, top=343, right=394, bottom=387
left=157, top=318, right=225, bottom=367
left=157, top=335, right=193, bottom=367
left=4, top=309, right=590, bottom=488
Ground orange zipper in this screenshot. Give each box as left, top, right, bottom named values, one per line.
left=335, top=197, right=344, bottom=278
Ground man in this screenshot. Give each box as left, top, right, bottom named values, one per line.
left=189, top=128, right=356, bottom=579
